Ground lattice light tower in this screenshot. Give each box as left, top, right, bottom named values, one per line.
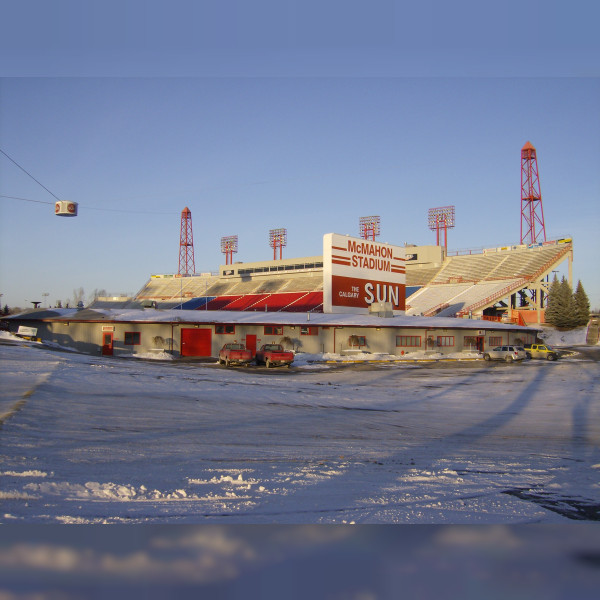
left=269, top=228, right=287, bottom=260
left=359, top=215, right=381, bottom=241
left=428, top=205, right=455, bottom=249
left=520, top=141, right=546, bottom=245
left=178, top=207, right=195, bottom=275
left=221, top=235, right=239, bottom=265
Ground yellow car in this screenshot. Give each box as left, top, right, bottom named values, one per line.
left=524, top=344, right=560, bottom=361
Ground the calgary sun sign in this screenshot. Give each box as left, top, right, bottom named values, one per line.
left=323, top=233, right=406, bottom=314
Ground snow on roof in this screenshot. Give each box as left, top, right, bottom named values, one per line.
left=4, top=308, right=80, bottom=319
left=25, top=308, right=536, bottom=331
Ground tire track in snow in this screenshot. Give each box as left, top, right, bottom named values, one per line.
left=0, top=346, right=64, bottom=425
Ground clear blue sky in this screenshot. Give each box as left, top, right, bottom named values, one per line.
left=1, top=1, right=599, bottom=309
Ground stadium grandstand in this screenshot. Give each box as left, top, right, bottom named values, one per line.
left=89, top=238, right=573, bottom=326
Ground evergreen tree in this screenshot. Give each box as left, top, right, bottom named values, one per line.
left=557, top=277, right=578, bottom=329
left=546, top=276, right=578, bottom=329
left=573, top=280, right=590, bottom=327
left=545, top=275, right=561, bottom=325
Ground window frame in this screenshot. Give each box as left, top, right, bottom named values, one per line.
left=348, top=335, right=367, bottom=347
left=489, top=336, right=502, bottom=346
left=437, top=336, right=455, bottom=347
left=264, top=325, right=283, bottom=336
left=215, top=324, right=235, bottom=335
left=124, top=331, right=141, bottom=346
left=300, top=326, right=318, bottom=336
left=396, top=335, right=421, bottom=347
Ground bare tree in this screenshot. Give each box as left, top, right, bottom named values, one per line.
left=88, top=288, right=108, bottom=304
left=72, top=287, right=86, bottom=308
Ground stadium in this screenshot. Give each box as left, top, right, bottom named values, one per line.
left=3, top=143, right=577, bottom=359
left=124, top=236, right=573, bottom=326
left=94, top=141, right=574, bottom=328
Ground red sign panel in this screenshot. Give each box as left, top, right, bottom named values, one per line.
left=331, top=275, right=405, bottom=311
left=323, top=234, right=406, bottom=314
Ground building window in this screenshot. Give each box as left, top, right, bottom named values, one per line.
left=348, top=335, right=366, bottom=347
left=437, top=336, right=455, bottom=347
left=215, top=324, right=235, bottom=334
left=300, top=326, right=318, bottom=335
left=489, top=336, right=502, bottom=346
left=264, top=325, right=283, bottom=336
left=124, top=332, right=141, bottom=345
left=396, top=336, right=421, bottom=347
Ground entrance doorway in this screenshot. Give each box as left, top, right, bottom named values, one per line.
left=101, top=332, right=114, bottom=356
left=245, top=334, right=257, bottom=357
left=181, top=328, right=212, bottom=357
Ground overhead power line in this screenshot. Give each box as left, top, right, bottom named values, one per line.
left=0, top=194, right=53, bottom=205
left=0, top=148, right=63, bottom=201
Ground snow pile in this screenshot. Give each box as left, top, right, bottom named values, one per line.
left=0, top=331, right=40, bottom=345
left=0, top=331, right=20, bottom=341
left=23, top=481, right=194, bottom=501
left=131, top=350, right=174, bottom=361
left=1, top=470, right=51, bottom=478
left=295, top=350, right=481, bottom=363
left=536, top=326, right=589, bottom=347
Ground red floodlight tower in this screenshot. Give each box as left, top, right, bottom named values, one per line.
left=178, top=207, right=195, bottom=275
left=359, top=215, right=381, bottom=241
left=520, top=141, right=546, bottom=245
left=221, top=235, right=238, bottom=265
left=269, top=228, right=287, bottom=260
left=428, top=205, right=455, bottom=248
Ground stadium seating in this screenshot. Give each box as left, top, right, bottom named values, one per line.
left=204, top=295, right=243, bottom=310
left=221, top=294, right=270, bottom=311
left=130, top=241, right=571, bottom=319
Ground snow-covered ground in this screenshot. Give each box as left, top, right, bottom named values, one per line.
left=1, top=335, right=599, bottom=597
left=1, top=334, right=598, bottom=524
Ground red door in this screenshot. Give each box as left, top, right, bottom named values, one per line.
left=101, top=332, right=113, bottom=356
left=246, top=334, right=257, bottom=357
left=181, top=328, right=212, bottom=357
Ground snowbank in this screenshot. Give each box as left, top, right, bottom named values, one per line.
left=130, top=350, right=174, bottom=361
left=0, top=331, right=39, bottom=344
left=293, top=349, right=482, bottom=365
left=536, top=326, right=589, bottom=347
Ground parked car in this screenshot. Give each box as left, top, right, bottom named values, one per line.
left=523, top=343, right=560, bottom=361
left=218, top=343, right=253, bottom=367
left=255, top=344, right=294, bottom=368
left=483, top=345, right=527, bottom=362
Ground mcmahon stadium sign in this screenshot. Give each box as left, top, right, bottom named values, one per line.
left=323, top=233, right=406, bottom=314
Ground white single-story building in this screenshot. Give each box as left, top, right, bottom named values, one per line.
left=2, top=307, right=539, bottom=359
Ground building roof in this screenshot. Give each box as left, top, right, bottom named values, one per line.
left=5, top=307, right=536, bottom=332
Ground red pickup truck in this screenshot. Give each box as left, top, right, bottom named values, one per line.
left=218, top=343, right=253, bottom=367
left=255, top=344, right=294, bottom=368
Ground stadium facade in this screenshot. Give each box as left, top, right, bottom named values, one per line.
left=3, top=234, right=572, bottom=359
